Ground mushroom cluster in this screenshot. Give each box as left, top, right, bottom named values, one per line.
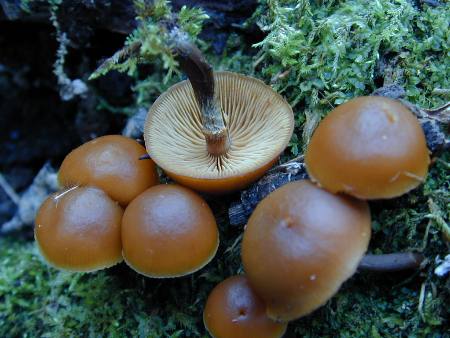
left=34, top=26, right=431, bottom=336
left=232, top=95, right=430, bottom=327
left=34, top=33, right=298, bottom=336
left=35, top=135, right=219, bottom=277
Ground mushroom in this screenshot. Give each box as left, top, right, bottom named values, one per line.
left=305, top=96, right=430, bottom=199
left=121, top=184, right=219, bottom=278
left=59, top=135, right=159, bottom=205
left=203, top=275, right=287, bottom=338
left=144, top=37, right=294, bottom=194
left=35, top=186, right=123, bottom=272
left=241, top=180, right=371, bottom=322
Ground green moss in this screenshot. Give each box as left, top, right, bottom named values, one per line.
left=0, top=230, right=240, bottom=337
left=1, top=0, right=449, bottom=336
left=250, top=0, right=449, bottom=154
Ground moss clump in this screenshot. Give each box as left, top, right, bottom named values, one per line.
left=251, top=0, right=449, bottom=155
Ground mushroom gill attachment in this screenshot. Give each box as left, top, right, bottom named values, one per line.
left=35, top=186, right=123, bottom=272
left=144, top=72, right=294, bottom=194
left=305, top=96, right=430, bottom=199
left=59, top=135, right=159, bottom=205
left=241, top=180, right=371, bottom=322
left=121, top=184, right=219, bottom=278
left=203, top=275, right=287, bottom=338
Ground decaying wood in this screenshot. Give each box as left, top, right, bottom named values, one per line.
left=228, top=157, right=308, bottom=226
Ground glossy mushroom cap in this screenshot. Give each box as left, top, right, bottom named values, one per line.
left=241, top=180, right=371, bottom=322
left=121, top=184, right=219, bottom=278
left=144, top=72, right=294, bottom=194
left=59, top=135, right=159, bottom=205
left=305, top=96, right=430, bottom=199
left=35, top=186, right=123, bottom=272
left=203, top=275, right=287, bottom=338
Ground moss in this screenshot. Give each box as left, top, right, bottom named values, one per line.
left=250, top=0, right=449, bottom=155
left=1, top=0, right=449, bottom=336
left=0, top=232, right=239, bottom=337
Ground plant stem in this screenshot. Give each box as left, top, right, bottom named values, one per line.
left=358, top=252, right=424, bottom=272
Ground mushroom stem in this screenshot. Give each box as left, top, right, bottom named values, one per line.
left=358, top=252, right=424, bottom=272
left=169, top=28, right=230, bottom=156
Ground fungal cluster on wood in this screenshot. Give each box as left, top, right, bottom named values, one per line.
left=33, top=25, right=440, bottom=338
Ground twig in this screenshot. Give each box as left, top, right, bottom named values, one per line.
left=418, top=282, right=426, bottom=322
left=358, top=253, right=425, bottom=272
left=89, top=41, right=143, bottom=81
left=0, top=173, right=20, bottom=205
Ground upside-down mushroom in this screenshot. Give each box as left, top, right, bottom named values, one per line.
left=144, top=37, right=293, bottom=194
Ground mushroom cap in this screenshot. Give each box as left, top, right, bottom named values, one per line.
left=241, top=180, right=371, bottom=322
left=59, top=135, right=159, bottom=205
left=305, top=96, right=430, bottom=199
left=203, top=275, right=287, bottom=338
left=121, top=184, right=219, bottom=278
left=144, top=71, right=294, bottom=194
left=35, top=186, right=123, bottom=272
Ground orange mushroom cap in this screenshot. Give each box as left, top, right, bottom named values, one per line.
left=241, top=180, right=371, bottom=322
left=59, top=135, right=159, bottom=205
left=121, top=184, right=219, bottom=278
left=35, top=186, right=123, bottom=272
left=305, top=96, right=430, bottom=199
left=203, top=275, right=287, bottom=338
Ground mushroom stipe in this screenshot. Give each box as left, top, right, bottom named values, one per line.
left=144, top=72, right=294, bottom=194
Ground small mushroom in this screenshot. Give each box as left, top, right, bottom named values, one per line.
left=305, top=96, right=430, bottom=199
left=35, top=186, right=123, bottom=272
left=241, top=180, right=371, bottom=322
left=203, top=275, right=287, bottom=338
left=144, top=39, right=294, bottom=194
left=121, top=184, right=219, bottom=278
left=59, top=135, right=159, bottom=205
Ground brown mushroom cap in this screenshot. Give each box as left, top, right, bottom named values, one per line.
left=35, top=186, right=123, bottom=272
left=203, top=275, right=287, bottom=338
left=305, top=96, right=430, bottom=199
left=144, top=72, right=294, bottom=194
left=121, top=184, right=219, bottom=278
left=241, top=180, right=371, bottom=322
left=59, top=135, right=159, bottom=205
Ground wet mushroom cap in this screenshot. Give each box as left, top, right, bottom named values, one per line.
left=59, top=135, right=159, bottom=205
left=241, top=180, right=371, bottom=322
left=35, top=186, right=123, bottom=272
left=203, top=275, right=287, bottom=338
left=144, top=72, right=294, bottom=194
left=121, top=184, right=219, bottom=278
left=305, top=96, right=430, bottom=199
